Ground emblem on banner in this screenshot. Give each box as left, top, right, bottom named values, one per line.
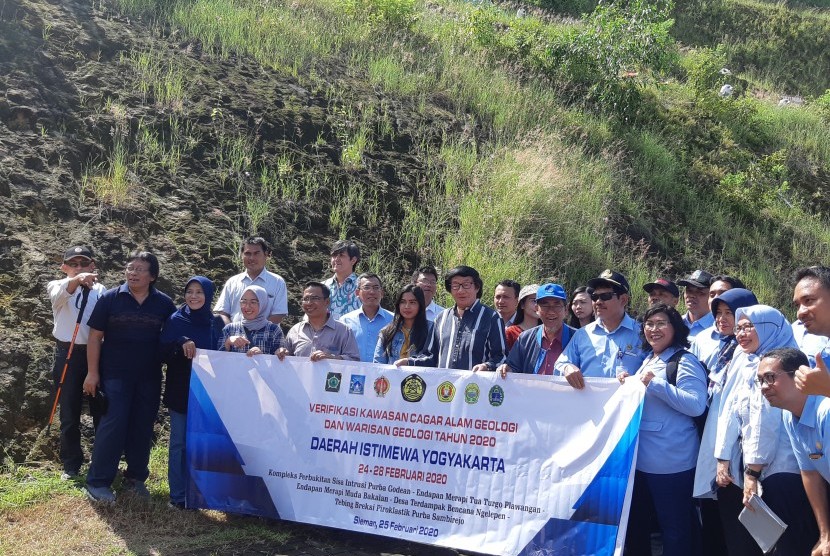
left=374, top=375, right=390, bottom=397
left=325, top=372, right=342, bottom=392
left=437, top=381, right=455, bottom=402
left=401, top=374, right=426, bottom=402
left=464, top=383, right=480, bottom=404
left=488, top=385, right=505, bottom=406
left=349, top=374, right=366, bottom=395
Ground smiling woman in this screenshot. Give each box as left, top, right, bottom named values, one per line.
left=713, top=304, right=803, bottom=555
left=621, top=303, right=708, bottom=556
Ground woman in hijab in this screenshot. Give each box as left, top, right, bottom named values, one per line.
left=692, top=288, right=758, bottom=553
left=713, top=305, right=813, bottom=555
left=160, top=276, right=224, bottom=509
left=220, top=284, right=284, bottom=355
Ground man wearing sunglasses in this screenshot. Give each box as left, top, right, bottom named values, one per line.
left=555, top=269, right=645, bottom=389
left=47, top=246, right=107, bottom=480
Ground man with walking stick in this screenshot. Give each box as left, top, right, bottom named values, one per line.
left=47, top=246, right=106, bottom=480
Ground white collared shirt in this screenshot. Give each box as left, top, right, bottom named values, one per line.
left=47, top=277, right=107, bottom=344
left=425, top=300, right=445, bottom=322
left=214, top=268, right=288, bottom=322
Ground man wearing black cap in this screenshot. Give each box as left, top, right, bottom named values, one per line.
left=677, top=269, right=715, bottom=339
left=47, top=246, right=107, bottom=479
left=643, top=278, right=679, bottom=308
left=555, top=270, right=645, bottom=389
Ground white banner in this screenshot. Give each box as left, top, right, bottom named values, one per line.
left=186, top=351, right=645, bottom=556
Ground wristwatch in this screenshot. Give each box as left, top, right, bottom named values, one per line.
left=744, top=467, right=762, bottom=479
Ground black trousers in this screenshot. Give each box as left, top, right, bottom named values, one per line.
left=717, top=483, right=762, bottom=556
left=52, top=343, right=96, bottom=473
left=762, top=472, right=818, bottom=556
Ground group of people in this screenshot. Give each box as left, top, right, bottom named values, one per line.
left=47, top=238, right=830, bottom=556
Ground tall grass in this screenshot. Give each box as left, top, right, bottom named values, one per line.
left=106, top=0, right=830, bottom=310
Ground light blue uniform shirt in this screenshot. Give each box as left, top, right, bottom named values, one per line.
left=554, top=313, right=645, bottom=378
left=635, top=346, right=708, bottom=474
left=339, top=307, right=393, bottom=362
left=715, top=351, right=799, bottom=481
left=784, top=394, right=830, bottom=484
left=691, top=325, right=722, bottom=371
left=684, top=311, right=714, bottom=340
left=793, top=320, right=830, bottom=367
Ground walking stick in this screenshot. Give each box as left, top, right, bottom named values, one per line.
left=46, top=286, right=90, bottom=434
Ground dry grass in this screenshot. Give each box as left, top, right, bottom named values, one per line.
left=0, top=491, right=294, bottom=556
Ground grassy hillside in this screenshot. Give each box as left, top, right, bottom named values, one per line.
left=105, top=0, right=830, bottom=307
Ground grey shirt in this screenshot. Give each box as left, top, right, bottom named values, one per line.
left=284, top=315, right=360, bottom=360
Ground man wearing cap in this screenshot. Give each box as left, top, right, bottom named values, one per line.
left=47, top=246, right=107, bottom=479
left=555, top=270, right=645, bottom=389
left=677, top=269, right=715, bottom=339
left=643, top=278, right=679, bottom=308
left=498, top=284, right=574, bottom=376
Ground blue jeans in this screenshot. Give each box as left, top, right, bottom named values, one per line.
left=625, top=468, right=701, bottom=556
left=168, top=410, right=187, bottom=504
left=86, top=377, right=161, bottom=488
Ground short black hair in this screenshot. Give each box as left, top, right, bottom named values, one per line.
left=794, top=266, right=830, bottom=291
left=127, top=251, right=160, bottom=285
left=304, top=281, right=331, bottom=299
left=762, top=347, right=809, bottom=374
left=330, top=240, right=361, bottom=263
left=357, top=272, right=382, bottom=287
left=241, top=236, right=271, bottom=255
left=711, top=275, right=746, bottom=289
left=444, top=266, right=483, bottom=299
left=639, top=303, right=690, bottom=351
left=412, top=265, right=439, bottom=283
left=496, top=279, right=521, bottom=298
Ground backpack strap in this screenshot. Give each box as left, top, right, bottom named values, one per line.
left=665, top=349, right=688, bottom=386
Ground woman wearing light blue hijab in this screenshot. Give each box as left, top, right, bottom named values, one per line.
left=714, top=305, right=815, bottom=555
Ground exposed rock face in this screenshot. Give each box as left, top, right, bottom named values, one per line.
left=0, top=0, right=465, bottom=460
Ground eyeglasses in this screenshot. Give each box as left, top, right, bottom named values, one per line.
left=643, top=320, right=670, bottom=330
left=590, top=292, right=618, bottom=302
left=359, top=285, right=382, bottom=291
left=416, top=279, right=437, bottom=286
left=449, top=282, right=475, bottom=291
left=302, top=296, right=324, bottom=303
left=734, top=323, right=756, bottom=335
left=65, top=260, right=92, bottom=268
left=125, top=266, right=149, bottom=274
left=755, top=371, right=789, bottom=387
left=536, top=301, right=566, bottom=311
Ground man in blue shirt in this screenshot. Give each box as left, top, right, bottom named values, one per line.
left=677, top=269, right=715, bottom=339
left=402, top=265, right=505, bottom=372
left=555, top=269, right=645, bottom=389
left=498, top=283, right=575, bottom=376
left=762, top=349, right=825, bottom=554
left=792, top=266, right=830, bottom=397
left=339, top=273, right=393, bottom=362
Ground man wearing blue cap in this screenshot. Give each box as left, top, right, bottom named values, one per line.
left=498, top=283, right=575, bottom=377
left=555, top=269, right=645, bottom=389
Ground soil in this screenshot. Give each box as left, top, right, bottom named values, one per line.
left=0, top=0, right=471, bottom=460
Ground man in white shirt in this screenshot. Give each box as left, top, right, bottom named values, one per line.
left=47, top=245, right=107, bottom=479
left=412, top=265, right=444, bottom=321
left=214, top=237, right=288, bottom=324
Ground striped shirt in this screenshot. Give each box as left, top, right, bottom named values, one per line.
left=219, top=322, right=284, bottom=354
left=408, top=300, right=506, bottom=371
